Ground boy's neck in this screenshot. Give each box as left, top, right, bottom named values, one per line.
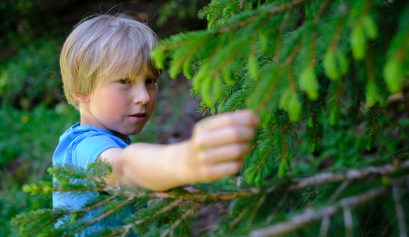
left=79, top=121, right=131, bottom=143
left=78, top=121, right=130, bottom=144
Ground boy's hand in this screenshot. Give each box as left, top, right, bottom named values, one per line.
left=183, top=110, right=259, bottom=183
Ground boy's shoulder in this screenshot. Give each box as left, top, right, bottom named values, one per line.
left=53, top=123, right=130, bottom=168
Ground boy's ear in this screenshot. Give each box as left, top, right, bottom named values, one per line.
left=74, top=93, right=90, bottom=103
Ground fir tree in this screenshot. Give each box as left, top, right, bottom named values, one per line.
left=14, top=0, right=409, bottom=236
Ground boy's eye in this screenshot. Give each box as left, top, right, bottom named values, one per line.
left=118, top=79, right=131, bottom=85
left=146, top=78, right=158, bottom=85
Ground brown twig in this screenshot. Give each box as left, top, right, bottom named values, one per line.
left=249, top=174, right=409, bottom=237
left=319, top=215, right=330, bottom=237
left=343, top=206, right=353, bottom=237
left=392, top=184, right=408, bottom=237
left=289, top=160, right=409, bottom=190
left=248, top=185, right=390, bottom=237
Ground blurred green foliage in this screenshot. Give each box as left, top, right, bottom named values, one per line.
left=0, top=103, right=77, bottom=168
left=0, top=103, right=78, bottom=236
left=156, top=0, right=206, bottom=30
left=0, top=39, right=63, bottom=109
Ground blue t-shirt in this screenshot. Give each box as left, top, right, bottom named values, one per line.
left=53, top=123, right=131, bottom=235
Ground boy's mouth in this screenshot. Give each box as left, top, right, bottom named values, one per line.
left=129, top=113, right=147, bottom=118
left=128, top=113, right=148, bottom=123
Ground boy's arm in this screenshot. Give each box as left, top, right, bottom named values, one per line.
left=100, top=110, right=259, bottom=191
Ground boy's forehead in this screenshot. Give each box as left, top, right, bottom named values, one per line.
left=105, top=65, right=157, bottom=79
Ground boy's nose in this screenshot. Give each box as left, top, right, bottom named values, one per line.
left=131, top=85, right=150, bottom=105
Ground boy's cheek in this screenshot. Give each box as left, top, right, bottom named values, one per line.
left=150, top=96, right=158, bottom=110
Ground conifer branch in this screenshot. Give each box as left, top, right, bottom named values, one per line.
left=253, top=142, right=274, bottom=174
left=172, top=36, right=211, bottom=74
left=265, top=191, right=289, bottom=224
left=72, top=193, right=119, bottom=214
left=273, top=9, right=293, bottom=62
left=327, top=13, right=346, bottom=51
left=343, top=206, right=353, bottom=237
left=217, top=0, right=305, bottom=34
left=105, top=160, right=409, bottom=203
left=209, top=39, right=246, bottom=78
left=119, top=198, right=186, bottom=237
left=159, top=0, right=306, bottom=52
left=305, top=100, right=323, bottom=152
left=219, top=78, right=242, bottom=111
left=365, top=103, right=381, bottom=147
left=52, top=187, right=106, bottom=193
left=319, top=215, right=330, bottom=237
left=153, top=189, right=260, bottom=202
left=17, top=159, right=409, bottom=236
left=314, top=0, right=332, bottom=23
left=230, top=205, right=251, bottom=228
left=251, top=72, right=280, bottom=114
left=392, top=184, right=408, bottom=237
left=246, top=194, right=267, bottom=228
left=284, top=42, right=302, bottom=65
left=288, top=160, right=409, bottom=190
left=136, top=198, right=184, bottom=225
left=27, top=214, right=60, bottom=237
left=160, top=202, right=201, bottom=237
left=269, top=0, right=305, bottom=14
left=66, top=195, right=134, bottom=236
left=248, top=184, right=392, bottom=237
left=77, top=158, right=409, bottom=229
left=329, top=180, right=350, bottom=202
left=46, top=160, right=409, bottom=207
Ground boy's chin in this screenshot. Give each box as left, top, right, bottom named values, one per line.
left=126, top=126, right=145, bottom=135
left=113, top=122, right=148, bottom=137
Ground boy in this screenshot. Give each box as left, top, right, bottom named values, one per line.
left=53, top=13, right=258, bottom=233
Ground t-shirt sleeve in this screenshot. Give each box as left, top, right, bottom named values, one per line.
left=72, top=134, right=121, bottom=169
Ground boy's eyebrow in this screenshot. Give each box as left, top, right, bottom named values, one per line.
left=113, top=74, right=158, bottom=81
left=146, top=71, right=160, bottom=80
left=147, top=75, right=159, bottom=80
left=110, top=77, right=135, bottom=84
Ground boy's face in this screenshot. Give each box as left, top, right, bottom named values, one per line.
left=78, top=68, right=158, bottom=138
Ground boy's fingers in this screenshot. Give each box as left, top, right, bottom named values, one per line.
left=196, top=126, right=255, bottom=148
left=198, top=110, right=259, bottom=131
left=200, top=144, right=250, bottom=164
left=201, top=161, right=242, bottom=182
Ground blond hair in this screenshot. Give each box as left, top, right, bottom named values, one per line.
left=60, top=14, right=158, bottom=108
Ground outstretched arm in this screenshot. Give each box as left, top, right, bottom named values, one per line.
left=100, top=110, right=259, bottom=191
